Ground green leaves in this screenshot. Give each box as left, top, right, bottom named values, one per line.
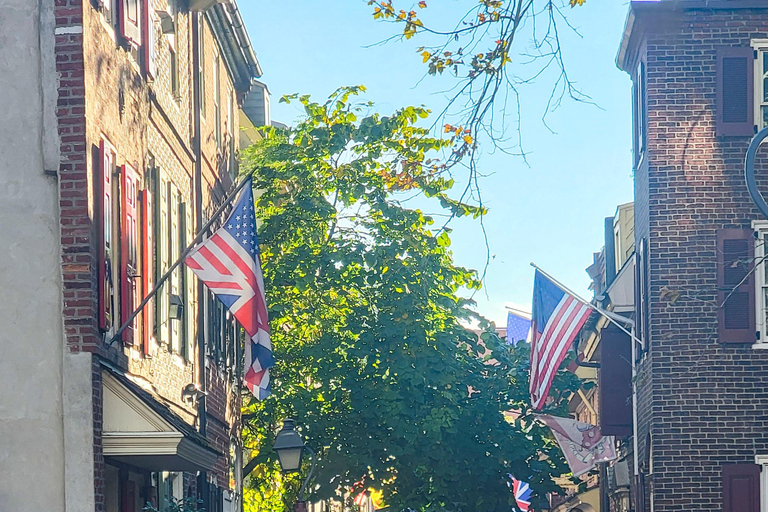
left=241, top=88, right=575, bottom=512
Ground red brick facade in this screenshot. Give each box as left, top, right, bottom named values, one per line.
left=620, top=3, right=768, bottom=511
left=53, top=0, right=258, bottom=509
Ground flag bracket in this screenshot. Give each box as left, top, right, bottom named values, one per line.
left=106, top=177, right=252, bottom=347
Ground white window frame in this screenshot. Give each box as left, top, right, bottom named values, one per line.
left=752, top=220, right=768, bottom=349
left=752, top=40, right=768, bottom=130
left=755, top=455, right=768, bottom=512
left=635, top=59, right=647, bottom=166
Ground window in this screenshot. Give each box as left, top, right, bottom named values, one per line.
left=120, top=0, right=142, bottom=44
left=754, top=42, right=768, bottom=130
left=635, top=60, right=646, bottom=162
left=199, top=16, right=206, bottom=117
left=98, top=139, right=118, bottom=332
left=754, top=222, right=768, bottom=345
left=158, top=472, right=182, bottom=510
left=170, top=46, right=179, bottom=99
left=214, top=50, right=221, bottom=149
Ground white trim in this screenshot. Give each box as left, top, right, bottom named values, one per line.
left=54, top=25, right=83, bottom=35
left=753, top=221, right=768, bottom=348
left=753, top=40, right=768, bottom=130
left=756, top=455, right=768, bottom=512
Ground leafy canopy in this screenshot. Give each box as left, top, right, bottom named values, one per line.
left=241, top=87, right=580, bottom=512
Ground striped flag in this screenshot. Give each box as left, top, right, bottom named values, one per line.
left=507, top=475, right=532, bottom=511
left=530, top=270, right=591, bottom=410
left=185, top=179, right=273, bottom=399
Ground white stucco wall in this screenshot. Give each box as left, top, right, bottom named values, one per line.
left=0, top=0, right=67, bottom=510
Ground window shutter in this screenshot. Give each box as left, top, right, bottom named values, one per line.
left=119, top=0, right=142, bottom=45
left=158, top=177, right=170, bottom=345
left=140, top=189, right=154, bottom=355
left=599, top=324, right=633, bottom=437
left=98, top=140, right=115, bottom=331
left=142, top=1, right=156, bottom=79
left=184, top=201, right=195, bottom=361
left=169, top=183, right=180, bottom=352
left=722, top=464, right=760, bottom=512
left=717, top=229, right=756, bottom=343
left=717, top=47, right=754, bottom=137
left=120, top=164, right=139, bottom=344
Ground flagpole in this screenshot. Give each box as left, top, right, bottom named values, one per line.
left=106, top=176, right=253, bottom=347
left=529, top=262, right=644, bottom=349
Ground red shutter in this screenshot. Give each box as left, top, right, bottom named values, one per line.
left=717, top=229, right=756, bottom=344
left=121, top=164, right=139, bottom=344
left=98, top=140, right=114, bottom=332
left=716, top=47, right=754, bottom=137
left=722, top=464, right=760, bottom=512
left=599, top=324, right=632, bottom=437
left=140, top=189, right=154, bottom=355
left=141, top=0, right=155, bottom=78
left=120, top=0, right=142, bottom=45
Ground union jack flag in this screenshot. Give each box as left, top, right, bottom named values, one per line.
left=185, top=179, right=273, bottom=399
left=507, top=475, right=532, bottom=511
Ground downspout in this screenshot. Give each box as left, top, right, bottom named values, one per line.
left=192, top=10, right=209, bottom=509
left=631, top=324, right=639, bottom=480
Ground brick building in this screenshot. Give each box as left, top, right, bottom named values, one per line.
left=616, top=1, right=768, bottom=510
left=20, top=0, right=266, bottom=510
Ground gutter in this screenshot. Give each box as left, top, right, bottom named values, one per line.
left=208, top=0, right=261, bottom=93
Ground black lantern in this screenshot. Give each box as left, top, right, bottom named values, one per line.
left=272, top=419, right=316, bottom=507
left=169, top=294, right=184, bottom=320
left=273, top=419, right=305, bottom=473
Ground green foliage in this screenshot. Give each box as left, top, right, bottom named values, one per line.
left=241, top=87, right=580, bottom=512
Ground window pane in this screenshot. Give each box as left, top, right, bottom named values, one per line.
left=762, top=106, right=768, bottom=127
left=763, top=51, right=768, bottom=74
left=763, top=77, right=768, bottom=103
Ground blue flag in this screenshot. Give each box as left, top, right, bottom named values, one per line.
left=506, top=311, right=532, bottom=346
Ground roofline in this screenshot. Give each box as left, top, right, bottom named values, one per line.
left=207, top=0, right=262, bottom=94
left=616, top=0, right=768, bottom=72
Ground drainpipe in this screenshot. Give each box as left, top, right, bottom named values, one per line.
left=192, top=10, right=209, bottom=509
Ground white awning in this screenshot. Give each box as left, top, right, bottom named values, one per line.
left=606, top=253, right=635, bottom=313
left=102, top=372, right=219, bottom=472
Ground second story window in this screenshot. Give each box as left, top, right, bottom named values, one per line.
left=754, top=42, right=768, bottom=130
left=754, top=221, right=768, bottom=345
left=214, top=50, right=221, bottom=150
left=635, top=60, right=646, bottom=163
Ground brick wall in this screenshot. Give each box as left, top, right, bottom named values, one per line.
left=627, top=6, right=768, bottom=511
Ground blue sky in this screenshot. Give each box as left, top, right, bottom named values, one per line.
left=240, top=0, right=634, bottom=326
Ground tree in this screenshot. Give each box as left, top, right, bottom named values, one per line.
left=368, top=0, right=591, bottom=196
left=241, top=87, right=582, bottom=512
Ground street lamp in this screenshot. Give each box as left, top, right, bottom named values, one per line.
left=273, top=419, right=316, bottom=512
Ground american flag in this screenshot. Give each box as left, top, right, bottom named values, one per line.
left=185, top=180, right=273, bottom=399
left=506, top=310, right=532, bottom=347
left=507, top=475, right=532, bottom=511
left=530, top=270, right=591, bottom=410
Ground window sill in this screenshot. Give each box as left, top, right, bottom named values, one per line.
left=751, top=343, right=768, bottom=350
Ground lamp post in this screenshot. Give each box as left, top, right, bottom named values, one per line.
left=273, top=419, right=316, bottom=512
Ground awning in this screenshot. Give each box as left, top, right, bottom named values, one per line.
left=101, top=369, right=220, bottom=472
left=606, top=253, right=635, bottom=313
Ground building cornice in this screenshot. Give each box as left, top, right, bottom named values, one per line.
left=616, top=0, right=768, bottom=72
